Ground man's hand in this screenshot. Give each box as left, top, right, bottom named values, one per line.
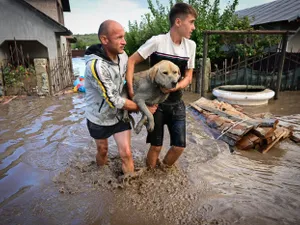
left=160, top=84, right=179, bottom=94
left=147, top=104, right=158, bottom=114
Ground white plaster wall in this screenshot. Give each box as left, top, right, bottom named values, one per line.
left=287, top=30, right=300, bottom=53
left=0, top=0, right=67, bottom=60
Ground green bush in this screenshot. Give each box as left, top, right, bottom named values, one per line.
left=125, top=0, right=280, bottom=60
left=3, top=64, right=35, bottom=87
left=70, top=0, right=281, bottom=60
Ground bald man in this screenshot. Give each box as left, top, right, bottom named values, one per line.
left=84, top=20, right=156, bottom=175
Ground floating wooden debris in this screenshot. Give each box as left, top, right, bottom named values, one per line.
left=190, top=98, right=293, bottom=153
left=1, top=95, right=17, bottom=105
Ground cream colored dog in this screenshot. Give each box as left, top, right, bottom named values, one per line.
left=123, top=60, right=181, bottom=134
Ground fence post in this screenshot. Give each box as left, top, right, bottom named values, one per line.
left=244, top=57, right=248, bottom=90
left=201, top=32, right=208, bottom=97
left=275, top=33, right=288, bottom=100
left=48, top=60, right=53, bottom=96
left=34, top=58, right=51, bottom=96
left=195, top=59, right=201, bottom=93
left=0, top=65, right=5, bottom=96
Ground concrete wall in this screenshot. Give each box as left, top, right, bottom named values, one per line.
left=287, top=30, right=300, bottom=53
left=0, top=44, right=8, bottom=86
left=0, top=44, right=8, bottom=61
left=0, top=0, right=65, bottom=60
left=0, top=41, right=49, bottom=60
left=60, top=36, right=67, bottom=54
left=72, top=49, right=85, bottom=58
left=25, top=0, right=64, bottom=24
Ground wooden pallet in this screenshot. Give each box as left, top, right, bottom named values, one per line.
left=190, top=98, right=292, bottom=153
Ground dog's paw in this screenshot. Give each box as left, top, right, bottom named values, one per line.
left=122, top=116, right=130, bottom=123
left=134, top=125, right=143, bottom=134
left=122, top=111, right=130, bottom=123
left=146, top=121, right=155, bottom=132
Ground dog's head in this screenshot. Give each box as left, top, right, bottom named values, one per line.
left=149, top=60, right=181, bottom=89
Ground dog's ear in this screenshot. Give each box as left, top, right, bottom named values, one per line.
left=149, top=64, right=159, bottom=82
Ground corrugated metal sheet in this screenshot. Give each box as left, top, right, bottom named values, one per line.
left=236, top=0, right=300, bottom=26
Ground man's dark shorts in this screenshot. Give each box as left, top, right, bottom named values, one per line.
left=146, top=100, right=186, bottom=147
left=87, top=119, right=131, bottom=139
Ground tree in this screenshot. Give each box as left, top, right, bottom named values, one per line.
left=125, top=0, right=280, bottom=61
left=73, top=38, right=87, bottom=50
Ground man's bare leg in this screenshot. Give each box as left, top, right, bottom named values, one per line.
left=146, top=145, right=162, bottom=168
left=113, top=130, right=134, bottom=174
left=94, top=139, right=109, bottom=166
left=163, top=146, right=184, bottom=166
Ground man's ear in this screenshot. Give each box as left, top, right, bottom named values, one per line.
left=99, top=35, right=108, bottom=44
left=174, top=17, right=181, bottom=27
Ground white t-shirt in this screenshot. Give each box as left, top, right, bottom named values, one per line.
left=137, top=32, right=196, bottom=69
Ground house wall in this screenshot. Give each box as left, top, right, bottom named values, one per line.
left=287, top=31, right=300, bottom=52
left=0, top=45, right=7, bottom=61
left=253, top=20, right=300, bottom=53
left=25, top=0, right=65, bottom=25
left=255, top=21, right=300, bottom=31
left=1, top=41, right=49, bottom=61
left=0, top=0, right=65, bottom=61
left=0, top=44, right=8, bottom=86
left=60, top=36, right=68, bottom=54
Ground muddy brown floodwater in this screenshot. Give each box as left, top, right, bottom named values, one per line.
left=0, top=92, right=300, bottom=225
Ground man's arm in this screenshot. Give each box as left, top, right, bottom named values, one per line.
left=123, top=99, right=139, bottom=111
left=177, top=68, right=193, bottom=89
left=123, top=99, right=157, bottom=114
left=87, top=59, right=138, bottom=111
left=88, top=59, right=157, bottom=113
left=126, top=52, right=145, bottom=99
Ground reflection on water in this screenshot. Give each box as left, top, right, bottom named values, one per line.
left=0, top=58, right=300, bottom=224
left=72, top=57, right=86, bottom=77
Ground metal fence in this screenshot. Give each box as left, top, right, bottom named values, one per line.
left=210, top=51, right=300, bottom=91
left=199, top=30, right=299, bottom=99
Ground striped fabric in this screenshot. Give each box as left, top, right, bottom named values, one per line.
left=90, top=59, right=115, bottom=108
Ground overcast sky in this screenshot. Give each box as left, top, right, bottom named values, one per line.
left=64, top=0, right=275, bottom=35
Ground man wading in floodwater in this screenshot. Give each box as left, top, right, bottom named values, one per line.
left=126, top=3, right=197, bottom=168
left=84, top=20, right=157, bottom=175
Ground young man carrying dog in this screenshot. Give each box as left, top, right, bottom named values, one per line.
left=126, top=3, right=197, bottom=168
left=84, top=20, right=157, bottom=175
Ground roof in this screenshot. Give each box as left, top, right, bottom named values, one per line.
left=17, top=0, right=72, bottom=35
left=65, top=36, right=77, bottom=43
left=236, top=0, right=300, bottom=26
left=61, top=0, right=70, bottom=12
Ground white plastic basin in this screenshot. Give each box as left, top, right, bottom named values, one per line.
left=213, top=85, right=275, bottom=106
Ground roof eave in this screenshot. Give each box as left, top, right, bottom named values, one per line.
left=56, top=30, right=73, bottom=36
left=65, top=36, right=77, bottom=43
left=251, top=17, right=299, bottom=26
left=61, top=0, right=71, bottom=12
left=288, top=14, right=300, bottom=22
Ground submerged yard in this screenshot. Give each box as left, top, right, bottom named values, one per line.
left=0, top=86, right=300, bottom=224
